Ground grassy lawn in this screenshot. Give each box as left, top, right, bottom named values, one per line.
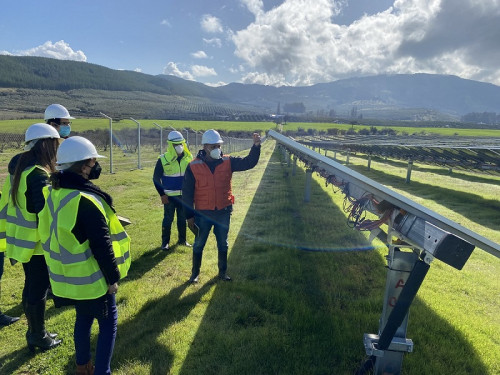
left=0, top=140, right=499, bottom=374
left=2, top=118, right=500, bottom=137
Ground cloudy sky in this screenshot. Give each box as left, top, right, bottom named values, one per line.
left=1, top=0, right=499, bottom=87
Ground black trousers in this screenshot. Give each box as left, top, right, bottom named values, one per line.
left=162, top=195, right=187, bottom=244
left=22, top=255, right=50, bottom=305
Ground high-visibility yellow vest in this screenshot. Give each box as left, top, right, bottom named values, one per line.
left=38, top=186, right=131, bottom=300
left=159, top=141, right=192, bottom=196
left=0, top=166, right=47, bottom=262
left=0, top=190, right=4, bottom=251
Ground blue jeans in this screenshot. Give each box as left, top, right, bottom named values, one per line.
left=193, top=209, right=231, bottom=256
left=75, top=293, right=117, bottom=375
left=162, top=196, right=187, bottom=245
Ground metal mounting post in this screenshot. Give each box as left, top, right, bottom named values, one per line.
left=362, top=240, right=420, bottom=375
left=304, top=168, right=313, bottom=202
left=405, top=160, right=413, bottom=183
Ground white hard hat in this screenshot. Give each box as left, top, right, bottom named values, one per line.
left=201, top=129, right=223, bottom=144
left=167, top=130, right=184, bottom=143
left=56, top=136, right=105, bottom=166
left=25, top=123, right=61, bottom=142
left=44, top=104, right=75, bottom=121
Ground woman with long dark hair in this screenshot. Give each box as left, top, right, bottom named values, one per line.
left=0, top=123, right=61, bottom=351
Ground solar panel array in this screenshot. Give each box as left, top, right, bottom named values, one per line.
left=299, top=135, right=500, bottom=174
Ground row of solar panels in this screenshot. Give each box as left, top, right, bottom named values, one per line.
left=299, top=135, right=500, bottom=173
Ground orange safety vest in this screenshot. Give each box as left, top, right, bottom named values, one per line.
left=190, top=156, right=234, bottom=210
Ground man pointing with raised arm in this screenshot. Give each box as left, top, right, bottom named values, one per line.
left=182, top=130, right=261, bottom=283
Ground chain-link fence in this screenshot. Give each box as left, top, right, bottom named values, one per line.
left=0, top=127, right=256, bottom=175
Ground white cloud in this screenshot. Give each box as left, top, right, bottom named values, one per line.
left=201, top=14, right=224, bottom=33
left=163, top=62, right=194, bottom=80
left=232, top=0, right=500, bottom=86
left=191, top=65, right=217, bottom=77
left=160, top=19, right=171, bottom=27
left=2, top=40, right=87, bottom=61
left=163, top=63, right=217, bottom=80
left=240, top=0, right=264, bottom=17
left=203, top=38, right=222, bottom=48
left=204, top=81, right=228, bottom=87
left=134, top=68, right=142, bottom=73
left=191, top=50, right=208, bottom=59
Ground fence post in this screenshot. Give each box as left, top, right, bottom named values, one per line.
left=130, top=117, right=142, bottom=169
left=153, top=122, right=163, bottom=154
left=100, top=112, right=114, bottom=174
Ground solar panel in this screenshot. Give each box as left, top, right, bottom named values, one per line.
left=300, top=135, right=500, bottom=173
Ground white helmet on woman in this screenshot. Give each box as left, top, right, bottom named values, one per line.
left=56, top=136, right=105, bottom=169
left=25, top=123, right=60, bottom=142
left=24, top=123, right=60, bottom=150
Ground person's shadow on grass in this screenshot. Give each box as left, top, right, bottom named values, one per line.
left=62, top=277, right=217, bottom=374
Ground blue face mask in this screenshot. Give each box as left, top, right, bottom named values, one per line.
left=59, top=125, right=71, bottom=137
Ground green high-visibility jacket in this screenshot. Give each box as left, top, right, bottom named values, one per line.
left=38, top=186, right=131, bottom=300
left=0, top=166, right=46, bottom=262
left=159, top=140, right=193, bottom=196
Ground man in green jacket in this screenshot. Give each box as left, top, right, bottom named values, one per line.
left=153, top=131, right=193, bottom=250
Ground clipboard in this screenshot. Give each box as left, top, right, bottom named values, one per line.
left=117, top=215, right=132, bottom=227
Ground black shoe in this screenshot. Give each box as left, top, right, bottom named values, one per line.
left=218, top=273, right=232, bottom=281
left=0, top=313, right=20, bottom=326
left=161, top=244, right=170, bottom=251
left=188, top=274, right=199, bottom=283
left=27, top=331, right=62, bottom=352
left=177, top=241, right=192, bottom=247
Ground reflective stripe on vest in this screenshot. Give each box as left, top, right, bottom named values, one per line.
left=1, top=166, right=46, bottom=261
left=0, top=190, right=5, bottom=251
left=160, top=151, right=192, bottom=196
left=39, top=187, right=131, bottom=300
left=190, top=156, right=234, bottom=210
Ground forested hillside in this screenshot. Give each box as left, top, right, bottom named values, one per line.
left=1, top=55, right=500, bottom=123
left=0, top=55, right=225, bottom=98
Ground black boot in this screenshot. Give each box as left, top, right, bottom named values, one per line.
left=189, top=253, right=202, bottom=283
left=23, top=297, right=57, bottom=339
left=218, top=252, right=231, bottom=281
left=25, top=299, right=61, bottom=351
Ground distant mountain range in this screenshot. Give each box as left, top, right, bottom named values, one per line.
left=1, top=55, right=499, bottom=122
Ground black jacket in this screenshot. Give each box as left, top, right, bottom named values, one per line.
left=182, top=144, right=261, bottom=219
left=8, top=153, right=48, bottom=215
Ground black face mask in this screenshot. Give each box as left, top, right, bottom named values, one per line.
left=87, top=161, right=102, bottom=180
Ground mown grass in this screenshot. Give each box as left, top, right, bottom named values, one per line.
left=0, top=140, right=499, bottom=374
left=2, top=118, right=500, bottom=137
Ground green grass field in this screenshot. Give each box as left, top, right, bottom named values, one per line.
left=0, top=140, right=499, bottom=374
left=2, top=118, right=500, bottom=137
